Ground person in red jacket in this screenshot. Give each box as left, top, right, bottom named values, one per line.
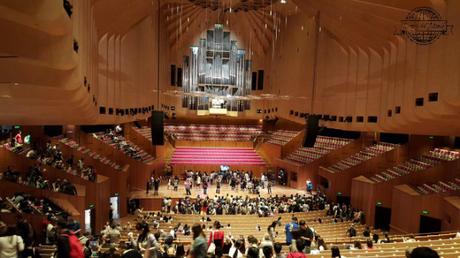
left=14, top=130, right=23, bottom=146
left=287, top=239, right=306, bottom=258
left=208, top=221, right=225, bottom=257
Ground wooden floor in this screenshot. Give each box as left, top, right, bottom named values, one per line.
left=130, top=183, right=308, bottom=199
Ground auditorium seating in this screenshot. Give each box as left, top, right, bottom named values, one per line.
left=325, top=142, right=398, bottom=173
left=3, top=143, right=97, bottom=182
left=2, top=166, right=79, bottom=196
left=369, top=148, right=459, bottom=183
left=170, top=147, right=266, bottom=165
left=1, top=193, right=69, bottom=218
left=414, top=178, right=460, bottom=195
left=117, top=210, right=372, bottom=244
left=133, top=126, right=153, bottom=142
left=266, top=130, right=300, bottom=145
left=59, top=138, right=123, bottom=171
left=164, top=124, right=263, bottom=142
left=285, top=136, right=353, bottom=165
left=94, top=132, right=155, bottom=164
left=308, top=237, right=460, bottom=258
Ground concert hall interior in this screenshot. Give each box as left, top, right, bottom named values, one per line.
left=1, top=0, right=460, bottom=257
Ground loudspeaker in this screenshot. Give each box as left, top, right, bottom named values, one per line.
left=177, top=68, right=183, bottom=87
left=251, top=72, right=257, bottom=90
left=303, top=115, right=320, bottom=147
left=151, top=111, right=164, bottom=145
left=257, top=70, right=264, bottom=90
left=170, top=65, right=176, bottom=86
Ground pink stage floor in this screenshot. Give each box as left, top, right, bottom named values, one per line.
left=170, top=147, right=266, bottom=165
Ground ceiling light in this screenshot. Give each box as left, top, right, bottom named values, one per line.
left=280, top=0, right=287, bottom=4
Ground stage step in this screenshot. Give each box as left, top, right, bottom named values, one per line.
left=170, top=147, right=266, bottom=166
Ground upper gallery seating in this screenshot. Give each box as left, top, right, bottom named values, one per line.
left=2, top=166, right=79, bottom=196
left=265, top=130, right=300, bottom=145
left=94, top=131, right=155, bottom=164
left=3, top=141, right=97, bottom=182
left=1, top=193, right=69, bottom=219
left=164, top=124, right=263, bottom=142
left=59, top=138, right=123, bottom=171
left=414, top=178, right=460, bottom=195
left=285, top=136, right=353, bottom=165
left=370, top=148, right=460, bottom=183
left=325, top=142, right=398, bottom=173
left=133, top=126, right=153, bottom=142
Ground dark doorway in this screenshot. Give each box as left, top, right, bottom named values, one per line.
left=374, top=206, right=391, bottom=231
left=318, top=176, right=329, bottom=189
left=336, top=195, right=350, bottom=205
left=419, top=215, right=441, bottom=233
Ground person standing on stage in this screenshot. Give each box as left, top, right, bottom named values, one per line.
left=173, top=177, right=179, bottom=191
left=146, top=180, right=150, bottom=195
left=267, top=180, right=272, bottom=194
left=306, top=179, right=313, bottom=194
left=216, top=179, right=221, bottom=194
left=185, top=178, right=192, bottom=195
left=202, top=180, right=208, bottom=195
left=153, top=177, right=160, bottom=196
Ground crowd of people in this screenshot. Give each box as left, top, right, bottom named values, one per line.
left=146, top=170, right=278, bottom=197
left=0, top=190, right=444, bottom=258
left=161, top=193, right=329, bottom=217
left=2, top=164, right=79, bottom=196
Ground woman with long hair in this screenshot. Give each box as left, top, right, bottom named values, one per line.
left=331, top=246, right=342, bottom=258
left=136, top=222, right=157, bottom=258
left=190, top=224, right=207, bottom=258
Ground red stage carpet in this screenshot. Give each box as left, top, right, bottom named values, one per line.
left=170, top=147, right=266, bottom=165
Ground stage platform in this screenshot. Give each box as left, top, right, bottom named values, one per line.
left=130, top=183, right=308, bottom=210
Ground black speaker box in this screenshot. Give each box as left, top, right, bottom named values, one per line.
left=303, top=115, right=320, bottom=147
left=151, top=111, right=164, bottom=145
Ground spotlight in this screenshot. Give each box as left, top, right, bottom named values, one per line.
left=280, top=0, right=287, bottom=4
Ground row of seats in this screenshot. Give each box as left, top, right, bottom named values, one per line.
left=415, top=178, right=460, bottom=195
left=285, top=136, right=352, bottom=165
left=309, top=237, right=460, bottom=258
left=59, top=138, right=123, bottom=171
left=266, top=130, right=300, bottom=145
left=163, top=124, right=263, bottom=142
left=95, top=132, right=155, bottom=164
left=326, top=143, right=398, bottom=173
left=132, top=127, right=153, bottom=142
left=369, top=148, right=459, bottom=183
left=429, top=148, right=460, bottom=161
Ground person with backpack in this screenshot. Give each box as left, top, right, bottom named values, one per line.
left=56, top=220, right=84, bottom=258
left=0, top=221, right=25, bottom=258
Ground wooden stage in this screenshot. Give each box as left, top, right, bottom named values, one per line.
left=130, top=183, right=308, bottom=210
